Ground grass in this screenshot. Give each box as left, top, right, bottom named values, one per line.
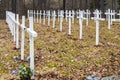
left=0, top=18, right=120, bottom=79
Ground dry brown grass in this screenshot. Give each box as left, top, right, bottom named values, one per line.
left=0, top=18, right=120, bottom=79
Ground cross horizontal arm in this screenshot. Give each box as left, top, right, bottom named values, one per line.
left=112, top=19, right=120, bottom=22
left=91, top=17, right=105, bottom=21
left=27, top=28, right=37, bottom=37
left=20, top=24, right=26, bottom=30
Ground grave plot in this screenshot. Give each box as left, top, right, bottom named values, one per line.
left=31, top=13, right=120, bottom=79
left=0, top=10, right=120, bottom=80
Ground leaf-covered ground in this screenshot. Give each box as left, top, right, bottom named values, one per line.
left=0, top=19, right=120, bottom=80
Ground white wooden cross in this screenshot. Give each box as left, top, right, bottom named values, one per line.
left=29, top=10, right=33, bottom=18
left=39, top=10, right=42, bottom=23
left=91, top=10, right=105, bottom=46
left=27, top=10, right=30, bottom=20
left=43, top=10, right=46, bottom=25
left=47, top=10, right=51, bottom=26
left=76, top=10, right=79, bottom=18
left=58, top=10, right=60, bottom=22
left=36, top=10, right=39, bottom=23
left=105, top=9, right=108, bottom=20
left=27, top=16, right=37, bottom=79
left=16, top=14, right=20, bottom=49
left=84, top=9, right=91, bottom=26
left=99, top=10, right=102, bottom=18
left=93, top=10, right=97, bottom=18
left=117, top=10, right=120, bottom=19
left=72, top=10, right=75, bottom=24
left=113, top=10, right=116, bottom=19
left=112, top=10, right=120, bottom=23
left=93, top=10, right=102, bottom=23
left=52, top=10, right=57, bottom=28
left=67, top=11, right=73, bottom=35
left=65, top=10, right=68, bottom=22
left=110, top=10, right=116, bottom=25
left=77, top=10, right=87, bottom=39
left=58, top=10, right=64, bottom=32
left=105, top=9, right=111, bottom=29
left=112, top=18, right=120, bottom=23
left=20, top=16, right=26, bottom=60
left=34, top=10, right=36, bottom=22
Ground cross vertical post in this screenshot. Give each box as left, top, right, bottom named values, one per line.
left=34, top=10, right=36, bottom=22
left=68, top=11, right=72, bottom=35
left=96, top=10, right=99, bottom=46
left=39, top=10, right=42, bottom=23
left=43, top=10, right=46, bottom=25
left=72, top=10, right=75, bottom=24
left=105, top=9, right=111, bottom=29
left=47, top=10, right=50, bottom=27
left=52, top=10, right=56, bottom=28
left=28, top=10, right=29, bottom=19
left=65, top=10, right=68, bottom=22
left=27, top=16, right=37, bottom=79
left=37, top=10, right=39, bottom=23
left=92, top=10, right=105, bottom=46
left=21, top=16, right=25, bottom=60
left=16, top=14, right=19, bottom=49
left=59, top=11, right=64, bottom=32
left=77, top=10, right=87, bottom=39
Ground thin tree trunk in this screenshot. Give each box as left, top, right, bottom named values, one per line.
left=85, top=0, right=88, bottom=9
left=72, top=0, right=73, bottom=9
left=63, top=0, right=66, bottom=16
left=112, top=0, right=113, bottom=10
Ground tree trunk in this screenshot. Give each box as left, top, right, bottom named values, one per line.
left=63, top=0, right=66, bottom=16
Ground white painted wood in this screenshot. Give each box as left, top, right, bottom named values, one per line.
left=37, top=10, right=39, bottom=23
left=6, top=11, right=37, bottom=79
left=72, top=10, right=75, bottom=24
left=65, top=10, right=68, bottom=22
left=79, top=12, right=83, bottom=39
left=27, top=17, right=37, bottom=79
left=91, top=10, right=105, bottom=46
left=117, top=10, right=120, bottom=19
left=6, top=11, right=16, bottom=42
left=58, top=10, right=64, bottom=32
left=21, top=16, right=26, bottom=60
left=34, top=10, right=36, bottom=22
left=105, top=10, right=108, bottom=20
left=96, top=13, right=99, bottom=46
left=58, top=10, right=60, bottom=22
left=112, top=19, right=120, bottom=22
left=77, top=10, right=87, bottom=39
left=110, top=10, right=114, bottom=25
left=47, top=10, right=51, bottom=26
left=43, top=10, right=46, bottom=25
left=11, top=13, right=16, bottom=41
left=85, top=9, right=91, bottom=26
left=68, top=11, right=72, bottom=35
left=88, top=10, right=91, bottom=19
left=28, top=10, right=29, bottom=19
left=39, top=10, right=42, bottom=23
left=105, top=9, right=111, bottom=29
left=99, top=10, right=102, bottom=18
left=108, top=10, right=111, bottom=30
left=52, top=10, right=56, bottom=28
left=113, top=10, right=116, bottom=19
left=16, top=14, right=19, bottom=49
